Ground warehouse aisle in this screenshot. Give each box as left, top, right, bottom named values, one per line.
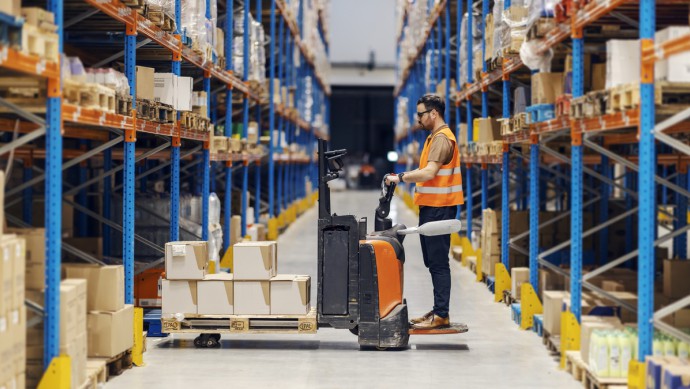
left=108, top=190, right=581, bottom=389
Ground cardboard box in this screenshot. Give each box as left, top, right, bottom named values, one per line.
left=598, top=291, right=638, bottom=323
left=7, top=228, right=44, bottom=290
left=215, top=27, right=225, bottom=57
left=234, top=281, right=270, bottom=314
left=197, top=273, right=234, bottom=315
left=165, top=241, right=208, bottom=280
left=230, top=216, right=242, bottom=246
left=136, top=66, right=155, bottom=101
left=247, top=121, right=259, bottom=144
left=647, top=356, right=686, bottom=389
left=531, top=72, right=564, bottom=105
left=154, top=73, right=176, bottom=107
left=63, top=264, right=124, bottom=312
left=176, top=76, right=193, bottom=111
left=59, top=332, right=87, bottom=389
left=270, top=275, right=311, bottom=315
left=602, top=280, right=625, bottom=292
left=161, top=280, right=197, bottom=315
left=511, top=267, right=530, bottom=300
left=663, top=259, right=690, bottom=299
left=656, top=27, right=690, bottom=82
left=476, top=117, right=501, bottom=143
left=606, top=40, right=640, bottom=89
left=0, top=237, right=14, bottom=314
left=11, top=306, right=25, bottom=376
left=662, top=308, right=690, bottom=328
left=0, top=0, right=20, bottom=17
left=543, top=290, right=568, bottom=335
left=135, top=268, right=164, bottom=308
left=61, top=279, right=87, bottom=341
left=87, top=304, right=134, bottom=358
left=661, top=364, right=690, bottom=389
left=580, top=315, right=622, bottom=365
left=233, top=241, right=277, bottom=280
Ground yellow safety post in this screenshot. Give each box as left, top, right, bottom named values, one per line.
left=628, top=360, right=647, bottom=389
left=267, top=217, right=279, bottom=240
left=560, top=310, right=581, bottom=369
left=220, top=246, right=234, bottom=270
left=451, top=232, right=462, bottom=247
left=277, top=212, right=285, bottom=228
left=494, top=263, right=511, bottom=303
left=132, top=307, right=145, bottom=366
left=38, top=356, right=71, bottom=389
left=460, top=237, right=474, bottom=267
left=520, top=283, right=543, bottom=330
left=475, top=248, right=482, bottom=282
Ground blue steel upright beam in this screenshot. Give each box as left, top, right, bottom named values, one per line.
left=638, top=0, right=655, bottom=361
left=45, top=0, right=63, bottom=368
left=241, top=2, right=250, bottom=236
left=77, top=141, right=88, bottom=236
left=529, top=135, right=539, bottom=291
left=223, top=0, right=233, bottom=251
left=599, top=154, right=610, bottom=263
left=570, top=26, right=584, bottom=321
left=103, top=143, right=112, bottom=258
left=444, top=2, right=450, bottom=124
left=501, top=4, right=511, bottom=269
left=170, top=0, right=182, bottom=241
left=268, top=0, right=277, bottom=218
left=455, top=0, right=462, bottom=221
left=202, top=72, right=211, bottom=241
left=254, top=0, right=262, bottom=225
left=466, top=0, right=474, bottom=239
left=123, top=20, right=137, bottom=307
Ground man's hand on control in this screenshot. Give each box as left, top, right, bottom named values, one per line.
left=385, top=174, right=400, bottom=186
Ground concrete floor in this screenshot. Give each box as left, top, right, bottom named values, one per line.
left=108, top=190, right=582, bottom=388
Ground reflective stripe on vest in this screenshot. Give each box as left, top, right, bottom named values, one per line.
left=436, top=167, right=462, bottom=176
left=415, top=185, right=464, bottom=194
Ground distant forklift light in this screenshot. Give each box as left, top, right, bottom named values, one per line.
left=387, top=151, right=399, bottom=163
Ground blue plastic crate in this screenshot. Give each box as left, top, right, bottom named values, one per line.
left=143, top=309, right=168, bottom=338
left=526, top=104, right=556, bottom=123
left=533, top=314, right=544, bottom=337
left=0, top=12, right=23, bottom=48
left=486, top=276, right=495, bottom=293
left=511, top=303, right=522, bottom=326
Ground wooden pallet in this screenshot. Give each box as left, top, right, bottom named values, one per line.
left=121, top=0, right=145, bottom=8
left=582, top=369, right=628, bottom=389
left=527, top=17, right=556, bottom=40
left=162, top=308, right=318, bottom=335
left=63, top=80, right=116, bottom=113
left=181, top=111, right=211, bottom=132
left=542, top=329, right=560, bottom=354
left=555, top=94, right=571, bottom=118
left=117, top=94, right=133, bottom=116
left=512, top=112, right=529, bottom=132
left=21, top=23, right=59, bottom=62
left=77, top=359, right=107, bottom=389
left=565, top=350, right=587, bottom=383
left=88, top=349, right=132, bottom=381
left=583, top=90, right=607, bottom=118
left=655, top=81, right=690, bottom=106
left=146, top=8, right=175, bottom=32
left=499, top=118, right=512, bottom=136
left=158, top=103, right=174, bottom=124
left=485, top=56, right=503, bottom=72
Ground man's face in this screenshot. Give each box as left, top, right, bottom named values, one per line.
left=417, top=104, right=434, bottom=131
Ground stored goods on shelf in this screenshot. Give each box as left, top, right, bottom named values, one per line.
left=511, top=267, right=530, bottom=300
left=663, top=259, right=690, bottom=299
left=20, top=7, right=59, bottom=62
left=87, top=305, right=134, bottom=358
left=197, top=273, right=234, bottom=315
left=165, top=241, right=209, bottom=280
left=606, top=39, right=640, bottom=89
left=63, top=264, right=125, bottom=312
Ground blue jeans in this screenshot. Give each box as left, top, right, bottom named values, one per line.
left=418, top=205, right=457, bottom=319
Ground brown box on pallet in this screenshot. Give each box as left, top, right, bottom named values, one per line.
left=7, top=228, right=45, bottom=290
left=602, top=280, right=625, bottom=292
left=0, top=0, right=21, bottom=17
left=531, top=72, right=564, bottom=105
left=233, top=241, right=277, bottom=280
left=510, top=267, right=529, bottom=300
left=165, top=241, right=208, bottom=280
left=580, top=315, right=623, bottom=366
left=270, top=275, right=311, bottom=315
left=63, top=264, right=124, bottom=312
left=11, top=306, right=26, bottom=376
left=162, top=280, right=197, bottom=316
left=136, top=66, right=155, bottom=101
left=230, top=215, right=242, bottom=246
left=87, top=304, right=134, bottom=358
left=60, top=331, right=87, bottom=389
left=663, top=259, right=690, bottom=299
left=234, top=281, right=270, bottom=315
left=197, top=273, right=234, bottom=315
left=542, top=290, right=567, bottom=335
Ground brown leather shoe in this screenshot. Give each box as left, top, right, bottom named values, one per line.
left=411, top=314, right=450, bottom=330
left=409, top=310, right=434, bottom=325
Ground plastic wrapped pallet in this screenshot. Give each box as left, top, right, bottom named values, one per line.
left=491, top=0, right=506, bottom=60
left=526, top=0, right=556, bottom=32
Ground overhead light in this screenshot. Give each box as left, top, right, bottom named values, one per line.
left=387, top=151, right=399, bottom=162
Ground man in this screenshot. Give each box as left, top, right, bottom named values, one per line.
left=385, top=94, right=464, bottom=330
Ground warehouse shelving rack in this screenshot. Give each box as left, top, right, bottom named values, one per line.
left=0, top=0, right=329, bottom=381
left=394, top=0, right=690, bottom=382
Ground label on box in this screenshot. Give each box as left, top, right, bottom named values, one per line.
left=171, top=244, right=186, bottom=256
left=0, top=317, right=6, bottom=333
left=11, top=309, right=18, bottom=325
left=3, top=247, right=8, bottom=261
left=15, top=243, right=21, bottom=257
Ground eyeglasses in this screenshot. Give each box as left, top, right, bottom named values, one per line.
left=417, top=109, right=433, bottom=119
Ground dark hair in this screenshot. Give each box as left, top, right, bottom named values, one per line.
left=417, top=94, right=445, bottom=118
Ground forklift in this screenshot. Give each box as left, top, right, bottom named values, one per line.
left=316, top=139, right=468, bottom=350
left=188, top=139, right=467, bottom=349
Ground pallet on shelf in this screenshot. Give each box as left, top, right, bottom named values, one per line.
left=63, top=80, right=116, bottom=113
left=77, top=359, right=107, bottom=389
left=565, top=350, right=587, bottom=383
left=21, top=23, right=58, bottom=62
left=161, top=308, right=318, bottom=335
left=555, top=94, right=571, bottom=118
left=526, top=104, right=555, bottom=123
left=583, top=369, right=628, bottom=389
left=121, top=0, right=146, bottom=8
left=145, top=7, right=175, bottom=32
left=89, top=349, right=133, bottom=381
left=542, top=329, right=560, bottom=354
left=117, top=94, right=133, bottom=116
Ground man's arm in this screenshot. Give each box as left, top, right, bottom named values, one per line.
left=385, top=161, right=442, bottom=184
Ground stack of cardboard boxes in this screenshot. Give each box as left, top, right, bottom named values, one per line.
left=0, top=201, right=27, bottom=389
left=63, top=264, right=133, bottom=359
left=162, top=241, right=311, bottom=317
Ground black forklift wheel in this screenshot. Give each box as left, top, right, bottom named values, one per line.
left=205, top=337, right=220, bottom=348
left=375, top=346, right=388, bottom=351
left=193, top=336, right=204, bottom=348
left=349, top=326, right=359, bottom=336
left=210, top=333, right=221, bottom=342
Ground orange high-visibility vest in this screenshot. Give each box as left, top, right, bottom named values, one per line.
left=413, top=126, right=465, bottom=207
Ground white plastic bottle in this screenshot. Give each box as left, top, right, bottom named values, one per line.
left=596, top=330, right=610, bottom=377
left=608, top=331, right=621, bottom=378
left=619, top=332, right=632, bottom=377
left=678, top=341, right=689, bottom=360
